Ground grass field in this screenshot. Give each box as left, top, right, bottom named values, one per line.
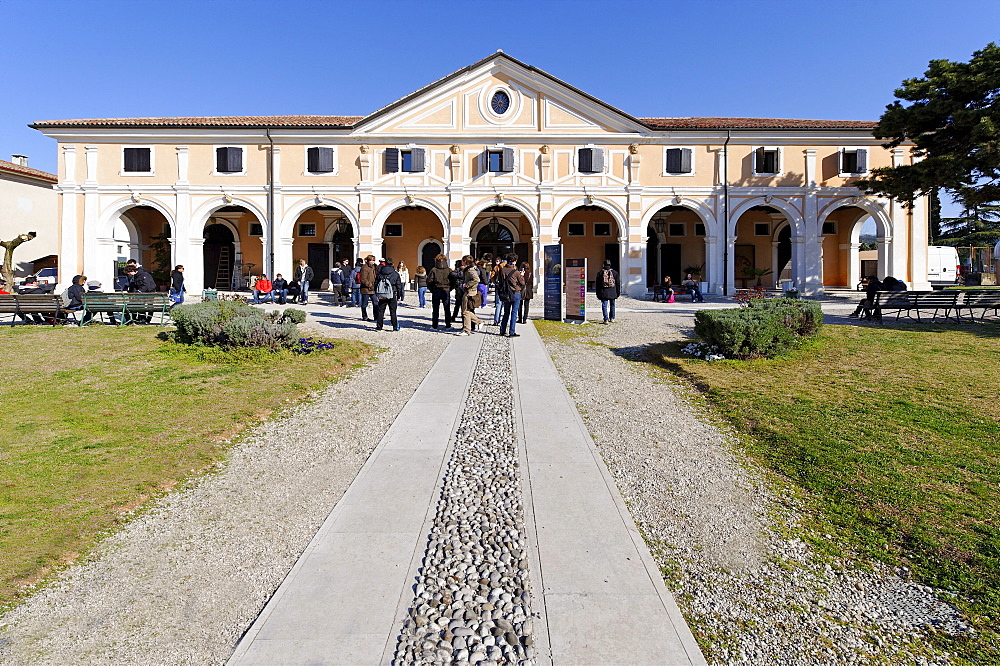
left=650, top=323, right=1000, bottom=663
left=0, top=325, right=371, bottom=609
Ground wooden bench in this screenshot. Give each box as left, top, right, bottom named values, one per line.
left=870, top=290, right=961, bottom=322
left=652, top=285, right=695, bottom=302
left=0, top=294, right=68, bottom=326
left=81, top=292, right=172, bottom=326
left=955, top=290, right=1000, bottom=321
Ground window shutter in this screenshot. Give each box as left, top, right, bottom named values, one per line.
left=409, top=148, right=425, bottom=172
left=217, top=147, right=242, bottom=173
left=755, top=147, right=765, bottom=173
left=308, top=147, right=334, bottom=173
left=679, top=148, right=692, bottom=173
left=579, top=148, right=593, bottom=173
left=124, top=148, right=149, bottom=172
left=501, top=147, right=515, bottom=173
left=385, top=147, right=400, bottom=173
left=840, top=148, right=848, bottom=173
left=665, top=148, right=681, bottom=173
left=307, top=147, right=320, bottom=172
left=855, top=149, right=867, bottom=173
left=591, top=147, right=604, bottom=173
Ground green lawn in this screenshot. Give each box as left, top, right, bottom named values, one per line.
left=650, top=323, right=1000, bottom=663
left=0, top=325, right=371, bottom=609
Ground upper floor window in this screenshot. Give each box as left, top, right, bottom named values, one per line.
left=753, top=147, right=781, bottom=176
left=578, top=147, right=604, bottom=174
left=385, top=147, right=425, bottom=173
left=307, top=147, right=335, bottom=174
left=664, top=147, right=693, bottom=174
left=122, top=147, right=152, bottom=174
left=216, top=147, right=244, bottom=174
left=840, top=148, right=868, bottom=175
left=487, top=147, right=515, bottom=173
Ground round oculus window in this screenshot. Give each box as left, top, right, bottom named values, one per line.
left=490, top=90, right=511, bottom=115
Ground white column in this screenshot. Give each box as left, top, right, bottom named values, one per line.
left=82, top=146, right=100, bottom=284
left=888, top=148, right=909, bottom=280
left=187, top=237, right=206, bottom=293
left=275, top=237, right=294, bottom=279
left=703, top=236, right=720, bottom=294
left=909, top=160, right=931, bottom=290
left=846, top=242, right=861, bottom=288
left=800, top=192, right=823, bottom=295
left=58, top=146, right=79, bottom=284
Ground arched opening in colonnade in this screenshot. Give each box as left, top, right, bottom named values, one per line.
left=557, top=205, right=620, bottom=289
left=289, top=205, right=355, bottom=291
left=113, top=205, right=173, bottom=288
left=381, top=206, right=446, bottom=276
left=821, top=206, right=881, bottom=288
left=471, top=206, right=531, bottom=266
left=733, top=206, right=791, bottom=289
left=646, top=206, right=707, bottom=289
left=203, top=206, right=263, bottom=290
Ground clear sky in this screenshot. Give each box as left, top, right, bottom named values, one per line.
left=2, top=0, right=997, bottom=209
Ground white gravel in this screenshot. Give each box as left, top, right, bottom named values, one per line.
left=537, top=294, right=967, bottom=665
left=0, top=302, right=449, bottom=665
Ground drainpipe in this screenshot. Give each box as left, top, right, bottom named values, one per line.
left=723, top=130, right=731, bottom=296
left=266, top=128, right=275, bottom=277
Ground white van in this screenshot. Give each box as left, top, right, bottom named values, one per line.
left=927, top=246, right=961, bottom=288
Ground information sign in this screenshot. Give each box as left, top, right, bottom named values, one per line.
left=543, top=245, right=563, bottom=321
left=565, top=258, right=587, bottom=322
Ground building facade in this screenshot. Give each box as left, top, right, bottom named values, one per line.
left=33, top=53, right=930, bottom=296
left=0, top=156, right=59, bottom=275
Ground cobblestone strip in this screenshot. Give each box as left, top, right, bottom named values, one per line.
left=393, top=334, right=539, bottom=665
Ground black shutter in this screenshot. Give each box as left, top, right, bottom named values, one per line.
left=409, top=148, right=425, bottom=172
left=855, top=149, right=867, bottom=173
left=579, top=148, right=593, bottom=173
left=501, top=147, right=515, bottom=173
left=217, top=147, right=242, bottom=173
left=307, top=147, right=334, bottom=173
left=679, top=148, right=692, bottom=173
left=124, top=148, right=150, bottom=172
left=755, top=147, right=765, bottom=173
left=385, top=148, right=399, bottom=173
left=665, top=148, right=681, bottom=173
left=307, top=147, right=320, bottom=172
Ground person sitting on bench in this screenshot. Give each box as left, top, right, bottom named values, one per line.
left=252, top=275, right=274, bottom=303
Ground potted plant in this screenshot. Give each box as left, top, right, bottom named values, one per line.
left=743, top=267, right=773, bottom=288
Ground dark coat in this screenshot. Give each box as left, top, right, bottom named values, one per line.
left=521, top=268, right=534, bottom=298
left=427, top=258, right=452, bottom=291
left=272, top=277, right=288, bottom=290
left=295, top=264, right=314, bottom=285
left=595, top=267, right=621, bottom=301
left=170, top=270, right=185, bottom=293
left=129, top=269, right=157, bottom=293
left=498, top=265, right=525, bottom=302
left=67, top=277, right=86, bottom=308
left=360, top=263, right=378, bottom=295
left=375, top=264, right=403, bottom=300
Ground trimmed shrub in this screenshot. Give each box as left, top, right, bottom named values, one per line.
left=278, top=308, right=307, bottom=324
left=693, top=298, right=823, bottom=360
left=171, top=301, right=299, bottom=349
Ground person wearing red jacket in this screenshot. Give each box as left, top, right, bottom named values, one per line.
left=252, top=275, right=274, bottom=303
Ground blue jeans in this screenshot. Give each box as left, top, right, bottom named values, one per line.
left=273, top=288, right=288, bottom=304
left=352, top=287, right=361, bottom=306
left=417, top=286, right=428, bottom=308
left=298, top=282, right=310, bottom=303
left=360, top=293, right=379, bottom=319
left=601, top=298, right=616, bottom=321
left=253, top=290, right=273, bottom=303
left=493, top=290, right=503, bottom=324
left=500, top=293, right=522, bottom=336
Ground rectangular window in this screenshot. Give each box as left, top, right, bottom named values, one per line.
left=307, top=147, right=335, bottom=173
left=695, top=223, right=706, bottom=236
left=664, top=148, right=693, bottom=174
left=578, top=147, right=604, bottom=173
left=754, top=147, right=779, bottom=175
left=840, top=148, right=868, bottom=174
left=216, top=147, right=243, bottom=174
left=594, top=223, right=611, bottom=237
left=384, top=223, right=403, bottom=237
left=822, top=221, right=837, bottom=235
left=249, top=223, right=263, bottom=237
left=668, top=223, right=686, bottom=237
left=754, top=222, right=770, bottom=236
left=487, top=147, right=515, bottom=173
left=567, top=223, right=585, bottom=236
left=123, top=147, right=151, bottom=173
left=298, top=223, right=316, bottom=237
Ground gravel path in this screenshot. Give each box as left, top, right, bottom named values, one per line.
left=538, top=294, right=967, bottom=665
left=0, top=309, right=450, bottom=665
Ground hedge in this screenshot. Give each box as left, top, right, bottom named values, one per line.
left=693, top=298, right=824, bottom=359
left=170, top=301, right=305, bottom=350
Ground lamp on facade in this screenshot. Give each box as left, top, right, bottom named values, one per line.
left=488, top=215, right=502, bottom=237
left=333, top=217, right=350, bottom=236
left=652, top=213, right=667, bottom=236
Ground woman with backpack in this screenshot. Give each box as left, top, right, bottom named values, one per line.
left=595, top=260, right=621, bottom=324
left=350, top=258, right=363, bottom=307
left=373, top=258, right=404, bottom=331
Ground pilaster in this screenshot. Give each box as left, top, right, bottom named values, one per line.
left=59, top=146, right=79, bottom=283
left=82, top=146, right=100, bottom=284
left=447, top=149, right=464, bottom=260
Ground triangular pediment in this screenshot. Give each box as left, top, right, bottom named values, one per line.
left=353, top=52, right=648, bottom=137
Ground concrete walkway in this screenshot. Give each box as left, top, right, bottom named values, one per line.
left=229, top=321, right=705, bottom=665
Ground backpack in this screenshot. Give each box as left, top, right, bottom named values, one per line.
left=601, top=269, right=616, bottom=289
left=375, top=274, right=394, bottom=300
left=495, top=267, right=515, bottom=303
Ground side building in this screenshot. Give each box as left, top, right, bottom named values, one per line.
left=32, top=52, right=929, bottom=296
left=0, top=156, right=59, bottom=275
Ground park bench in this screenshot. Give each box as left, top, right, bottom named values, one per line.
left=0, top=294, right=67, bottom=327
left=955, top=289, right=1000, bottom=321
left=81, top=292, right=172, bottom=326
left=871, top=290, right=961, bottom=323
left=652, top=285, right=695, bottom=302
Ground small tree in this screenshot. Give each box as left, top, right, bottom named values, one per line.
left=1, top=231, right=37, bottom=286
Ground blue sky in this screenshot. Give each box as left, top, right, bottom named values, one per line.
left=2, top=0, right=997, bottom=216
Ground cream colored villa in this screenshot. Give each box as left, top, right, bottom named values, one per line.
left=32, top=52, right=930, bottom=296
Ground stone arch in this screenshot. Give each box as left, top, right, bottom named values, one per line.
left=470, top=216, right=521, bottom=242
left=461, top=197, right=540, bottom=240
left=728, top=196, right=804, bottom=238
left=371, top=197, right=449, bottom=240
left=98, top=196, right=176, bottom=238
left=191, top=196, right=267, bottom=235
left=641, top=196, right=718, bottom=237
left=818, top=197, right=893, bottom=240
left=552, top=197, right=628, bottom=241
left=280, top=196, right=360, bottom=241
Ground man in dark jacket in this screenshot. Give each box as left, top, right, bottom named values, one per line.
left=124, top=265, right=157, bottom=323
left=498, top=253, right=525, bottom=337
left=450, top=260, right=464, bottom=324
left=374, top=258, right=404, bottom=331
left=294, top=259, right=314, bottom=304
left=329, top=264, right=346, bottom=306
left=272, top=274, right=289, bottom=304
left=16, top=275, right=47, bottom=323
left=595, top=260, right=621, bottom=324
left=426, top=254, right=454, bottom=329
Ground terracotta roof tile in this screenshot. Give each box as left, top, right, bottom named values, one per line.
left=31, top=115, right=364, bottom=129
left=639, top=117, right=876, bottom=130
left=0, top=159, right=57, bottom=182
